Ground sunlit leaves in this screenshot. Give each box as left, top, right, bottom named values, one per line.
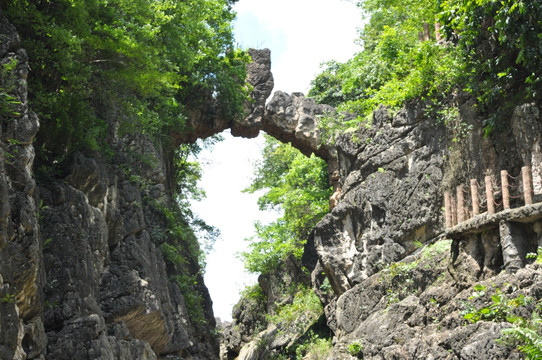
left=439, top=0, right=542, bottom=112
left=6, top=0, right=247, bottom=160
left=242, top=136, right=332, bottom=274
left=309, top=0, right=462, bottom=119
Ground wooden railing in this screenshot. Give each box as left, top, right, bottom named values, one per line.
left=444, top=166, right=535, bottom=229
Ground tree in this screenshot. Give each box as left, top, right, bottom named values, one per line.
left=309, top=0, right=461, bottom=119
left=5, top=0, right=248, bottom=163
left=439, top=0, right=542, bottom=131
left=242, top=136, right=331, bottom=274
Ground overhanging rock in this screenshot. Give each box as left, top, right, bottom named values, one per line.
left=176, top=48, right=336, bottom=161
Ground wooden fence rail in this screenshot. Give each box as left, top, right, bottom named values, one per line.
left=444, top=166, right=535, bottom=228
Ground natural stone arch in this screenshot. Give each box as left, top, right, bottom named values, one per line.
left=171, top=49, right=341, bottom=201
left=173, top=49, right=336, bottom=162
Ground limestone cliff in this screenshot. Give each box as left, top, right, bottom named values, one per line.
left=0, top=14, right=43, bottom=360
left=3, top=6, right=542, bottom=360
left=225, top=90, right=542, bottom=358
left=0, top=12, right=219, bottom=360
left=0, top=13, right=332, bottom=360
left=308, top=99, right=542, bottom=359
left=224, top=95, right=542, bottom=359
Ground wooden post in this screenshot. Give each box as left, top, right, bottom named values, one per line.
left=470, top=179, right=480, bottom=216
left=523, top=166, right=533, bottom=205
left=423, top=22, right=430, bottom=41
left=485, top=175, right=495, bottom=215
left=451, top=194, right=457, bottom=226
left=501, top=170, right=510, bottom=210
left=457, top=185, right=465, bottom=223
left=435, top=22, right=442, bottom=42
left=444, top=191, right=453, bottom=228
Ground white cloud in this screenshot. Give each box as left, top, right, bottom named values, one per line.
left=234, top=0, right=361, bottom=94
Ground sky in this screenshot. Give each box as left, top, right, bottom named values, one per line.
left=234, top=0, right=362, bottom=94
left=190, top=0, right=361, bottom=322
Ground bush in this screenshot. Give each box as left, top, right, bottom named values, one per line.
left=242, top=136, right=331, bottom=275
left=267, top=287, right=323, bottom=335
left=295, top=331, right=332, bottom=360
left=5, top=0, right=248, bottom=165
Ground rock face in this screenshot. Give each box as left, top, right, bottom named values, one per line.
left=0, top=13, right=218, bottom=360
left=324, top=238, right=536, bottom=359
left=225, top=94, right=542, bottom=359
left=220, top=256, right=324, bottom=360
left=0, top=15, right=44, bottom=360
left=3, top=7, right=542, bottom=359
left=177, top=49, right=335, bottom=161
left=311, top=104, right=446, bottom=296
left=302, top=98, right=542, bottom=358
left=306, top=97, right=542, bottom=300
left=0, top=13, right=334, bottom=360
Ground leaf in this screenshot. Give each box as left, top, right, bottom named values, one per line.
left=491, top=294, right=502, bottom=304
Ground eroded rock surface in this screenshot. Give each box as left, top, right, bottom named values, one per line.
left=177, top=49, right=335, bottom=161
left=0, top=15, right=44, bottom=360
left=325, top=239, right=538, bottom=359
left=220, top=256, right=321, bottom=360
left=311, top=104, right=446, bottom=296
left=34, top=133, right=219, bottom=359
left=302, top=99, right=542, bottom=358
left=4, top=6, right=542, bottom=359
left=0, top=12, right=218, bottom=360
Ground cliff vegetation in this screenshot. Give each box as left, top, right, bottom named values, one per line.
left=226, top=1, right=542, bottom=359
left=2, top=0, right=542, bottom=359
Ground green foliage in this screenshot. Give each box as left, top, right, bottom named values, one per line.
left=242, top=135, right=331, bottom=274
left=501, top=312, right=542, bottom=360
left=267, top=287, right=323, bottom=335
left=380, top=240, right=451, bottom=305
left=294, top=331, right=332, bottom=360
left=170, top=138, right=222, bottom=257
left=317, top=112, right=362, bottom=146
left=381, top=259, right=418, bottom=305
left=527, top=246, right=542, bottom=265
left=240, top=283, right=266, bottom=303
left=5, top=0, right=248, bottom=165
left=172, top=273, right=207, bottom=328
left=429, top=102, right=473, bottom=143
left=150, top=141, right=220, bottom=329
left=1, top=293, right=15, bottom=304
left=154, top=198, right=217, bottom=271
left=459, top=283, right=542, bottom=358
left=309, top=0, right=462, bottom=126
left=155, top=199, right=216, bottom=329
left=461, top=284, right=534, bottom=324
left=42, top=237, right=53, bottom=250
left=0, top=58, right=21, bottom=119
left=381, top=240, right=451, bottom=283
left=309, top=0, right=542, bottom=139
left=160, top=243, right=187, bottom=267
left=382, top=260, right=418, bottom=285
left=438, top=0, right=542, bottom=132
left=348, top=340, right=364, bottom=358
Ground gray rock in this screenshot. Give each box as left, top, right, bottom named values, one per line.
left=231, top=48, right=274, bottom=138
left=310, top=105, right=446, bottom=296
left=4, top=7, right=542, bottom=359
left=0, top=16, right=44, bottom=359
left=175, top=49, right=336, bottom=161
